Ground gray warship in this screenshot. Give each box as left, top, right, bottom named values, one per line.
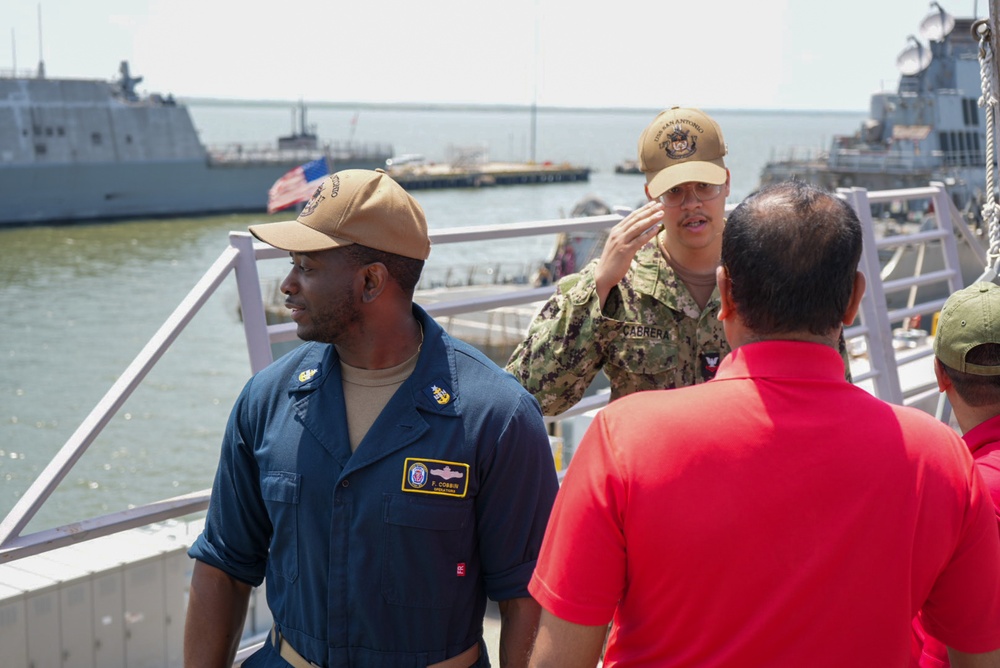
left=759, top=4, right=988, bottom=219
left=0, top=61, right=392, bottom=225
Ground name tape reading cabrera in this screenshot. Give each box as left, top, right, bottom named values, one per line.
left=402, top=458, right=470, bottom=498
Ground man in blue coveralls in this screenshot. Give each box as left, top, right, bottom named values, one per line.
left=183, top=168, right=559, bottom=668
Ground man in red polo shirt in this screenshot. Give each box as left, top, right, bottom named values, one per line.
left=913, top=281, right=1000, bottom=667
left=528, top=182, right=1000, bottom=668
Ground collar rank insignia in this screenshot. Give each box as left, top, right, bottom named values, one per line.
left=298, top=368, right=318, bottom=383
left=423, top=382, right=453, bottom=405
left=402, top=458, right=469, bottom=497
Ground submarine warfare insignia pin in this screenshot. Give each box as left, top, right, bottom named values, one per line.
left=423, top=382, right=453, bottom=405
left=298, top=368, right=318, bottom=383
left=662, top=124, right=697, bottom=160
left=402, top=458, right=469, bottom=497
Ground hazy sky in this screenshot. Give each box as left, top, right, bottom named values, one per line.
left=0, top=0, right=986, bottom=110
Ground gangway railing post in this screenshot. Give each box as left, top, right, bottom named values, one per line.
left=929, top=181, right=989, bottom=425
left=929, top=182, right=974, bottom=298
left=839, top=187, right=904, bottom=404
left=230, top=232, right=274, bottom=374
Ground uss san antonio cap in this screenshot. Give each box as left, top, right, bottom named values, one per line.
left=249, top=168, right=430, bottom=260
left=935, top=282, right=1000, bottom=375
left=638, top=106, right=728, bottom=199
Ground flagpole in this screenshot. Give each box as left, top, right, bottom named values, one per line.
left=530, top=0, right=539, bottom=163
left=349, top=112, right=359, bottom=143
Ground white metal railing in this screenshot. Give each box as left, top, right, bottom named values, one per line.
left=0, top=185, right=986, bottom=566
left=829, top=149, right=947, bottom=172
left=842, top=182, right=986, bottom=409
left=0, top=210, right=620, bottom=564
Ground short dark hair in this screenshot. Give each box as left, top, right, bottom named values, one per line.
left=721, top=181, right=863, bottom=336
left=342, top=244, right=424, bottom=296
left=940, top=343, right=1000, bottom=406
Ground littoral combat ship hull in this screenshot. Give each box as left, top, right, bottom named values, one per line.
left=0, top=62, right=392, bottom=225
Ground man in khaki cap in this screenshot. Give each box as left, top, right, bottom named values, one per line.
left=184, top=169, right=558, bottom=668
left=507, top=107, right=733, bottom=415
left=912, top=281, right=1000, bottom=666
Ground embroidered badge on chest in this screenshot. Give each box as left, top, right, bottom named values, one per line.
left=402, top=458, right=470, bottom=497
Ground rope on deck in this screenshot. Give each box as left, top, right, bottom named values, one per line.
left=976, top=13, right=1000, bottom=271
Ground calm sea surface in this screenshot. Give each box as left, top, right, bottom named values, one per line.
left=0, top=105, right=864, bottom=531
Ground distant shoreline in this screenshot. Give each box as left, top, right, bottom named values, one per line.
left=182, top=97, right=865, bottom=117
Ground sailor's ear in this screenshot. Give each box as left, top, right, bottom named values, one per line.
left=359, top=262, right=389, bottom=303
left=644, top=183, right=653, bottom=201
left=716, top=265, right=734, bottom=321
left=934, top=357, right=952, bottom=393
left=842, top=271, right=866, bottom=325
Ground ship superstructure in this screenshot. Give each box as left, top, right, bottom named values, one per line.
left=760, top=5, right=988, bottom=217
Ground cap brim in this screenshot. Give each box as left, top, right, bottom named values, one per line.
left=248, top=219, right=354, bottom=253
left=646, top=160, right=727, bottom=199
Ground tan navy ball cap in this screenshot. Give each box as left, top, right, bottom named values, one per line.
left=638, top=106, right=728, bottom=199
left=249, top=168, right=430, bottom=260
left=934, top=282, right=1000, bottom=375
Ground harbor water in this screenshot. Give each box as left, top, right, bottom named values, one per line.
left=0, top=104, right=864, bottom=531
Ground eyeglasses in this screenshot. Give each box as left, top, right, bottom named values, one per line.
left=658, top=182, right=724, bottom=207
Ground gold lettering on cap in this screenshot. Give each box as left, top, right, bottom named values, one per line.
left=652, top=118, right=705, bottom=143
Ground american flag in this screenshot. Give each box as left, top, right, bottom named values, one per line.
left=267, top=158, right=330, bottom=214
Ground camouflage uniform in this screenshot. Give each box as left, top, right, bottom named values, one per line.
left=507, top=240, right=854, bottom=416
left=507, top=240, right=728, bottom=416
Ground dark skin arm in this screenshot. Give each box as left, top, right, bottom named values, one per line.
left=184, top=560, right=252, bottom=668
left=528, top=609, right=607, bottom=668
left=949, top=648, right=1000, bottom=668
left=497, top=597, right=544, bottom=668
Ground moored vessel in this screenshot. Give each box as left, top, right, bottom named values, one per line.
left=0, top=61, right=393, bottom=225
left=759, top=5, right=987, bottom=220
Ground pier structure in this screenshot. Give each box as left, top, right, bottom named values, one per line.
left=388, top=161, right=590, bottom=190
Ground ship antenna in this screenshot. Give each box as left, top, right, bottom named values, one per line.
left=35, top=3, right=44, bottom=79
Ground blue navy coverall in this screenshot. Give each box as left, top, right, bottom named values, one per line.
left=189, top=306, right=558, bottom=667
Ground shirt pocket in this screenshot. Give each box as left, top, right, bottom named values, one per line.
left=261, top=471, right=301, bottom=583
left=381, top=494, right=475, bottom=609
left=606, top=326, right=679, bottom=377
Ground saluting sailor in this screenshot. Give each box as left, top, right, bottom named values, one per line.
left=507, top=107, right=851, bottom=416
left=507, top=107, right=733, bottom=415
